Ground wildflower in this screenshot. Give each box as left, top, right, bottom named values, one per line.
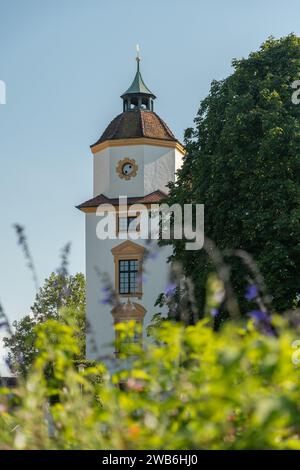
left=245, top=284, right=258, bottom=301
left=13, top=224, right=39, bottom=292
left=210, top=307, right=219, bottom=317
left=101, top=295, right=111, bottom=305
left=127, top=377, right=144, bottom=392
left=101, top=286, right=110, bottom=293
left=248, top=310, right=276, bottom=336
left=128, top=424, right=141, bottom=438
left=148, top=251, right=159, bottom=260
left=164, top=282, right=177, bottom=297
left=101, top=286, right=113, bottom=304
left=248, top=310, right=269, bottom=323
left=57, top=242, right=71, bottom=278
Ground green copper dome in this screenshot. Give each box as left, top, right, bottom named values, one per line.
left=121, top=59, right=156, bottom=99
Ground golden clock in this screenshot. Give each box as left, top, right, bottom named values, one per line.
left=116, top=158, right=138, bottom=180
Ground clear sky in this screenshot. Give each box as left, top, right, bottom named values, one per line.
left=0, top=0, right=299, bottom=373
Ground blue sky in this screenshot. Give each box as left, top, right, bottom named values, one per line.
left=0, top=0, right=299, bottom=372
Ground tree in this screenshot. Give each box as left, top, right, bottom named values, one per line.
left=3, top=272, right=85, bottom=376
left=166, top=34, right=300, bottom=314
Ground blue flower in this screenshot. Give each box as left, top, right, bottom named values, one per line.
left=245, top=284, right=258, bottom=301
left=248, top=310, right=276, bottom=337
left=164, top=282, right=177, bottom=297
left=248, top=310, right=270, bottom=323
left=149, top=251, right=159, bottom=260
left=101, top=296, right=111, bottom=305
left=210, top=308, right=219, bottom=317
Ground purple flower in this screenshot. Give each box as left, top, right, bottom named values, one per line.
left=210, top=308, right=219, bottom=318
left=247, top=310, right=276, bottom=337
left=164, top=282, right=177, bottom=297
left=5, top=356, right=13, bottom=371
left=248, top=310, right=270, bottom=323
left=101, top=288, right=112, bottom=305
left=148, top=251, right=159, bottom=261
left=245, top=284, right=258, bottom=301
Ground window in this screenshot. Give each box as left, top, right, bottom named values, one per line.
left=119, top=259, right=139, bottom=294
left=111, top=300, right=147, bottom=357
left=122, top=329, right=141, bottom=344
left=111, top=240, right=145, bottom=299
left=118, top=216, right=138, bottom=233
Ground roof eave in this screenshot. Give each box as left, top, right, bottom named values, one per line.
left=89, top=137, right=185, bottom=155
left=120, top=91, right=156, bottom=100
left=76, top=190, right=169, bottom=212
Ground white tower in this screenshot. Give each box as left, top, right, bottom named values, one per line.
left=77, top=54, right=185, bottom=359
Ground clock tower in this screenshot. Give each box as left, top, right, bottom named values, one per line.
left=77, top=54, right=185, bottom=360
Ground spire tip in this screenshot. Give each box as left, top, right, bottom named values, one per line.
left=136, top=44, right=140, bottom=63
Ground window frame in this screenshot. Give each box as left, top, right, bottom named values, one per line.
left=118, top=259, right=139, bottom=295
left=111, top=240, right=145, bottom=299
left=117, top=214, right=140, bottom=234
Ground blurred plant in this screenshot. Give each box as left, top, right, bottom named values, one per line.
left=0, top=302, right=12, bottom=337
left=3, top=273, right=86, bottom=376
left=1, top=313, right=300, bottom=449
left=3, top=228, right=85, bottom=376
left=1, top=223, right=300, bottom=449
left=13, top=224, right=39, bottom=293
left=57, top=243, right=71, bottom=279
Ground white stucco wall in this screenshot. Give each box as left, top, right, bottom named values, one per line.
left=92, top=143, right=183, bottom=198
left=93, top=147, right=110, bottom=196
left=86, top=141, right=184, bottom=359
left=85, top=212, right=172, bottom=359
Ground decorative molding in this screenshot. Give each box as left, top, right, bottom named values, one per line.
left=90, top=137, right=185, bottom=155
left=111, top=239, right=145, bottom=257
left=79, top=203, right=154, bottom=213
left=111, top=299, right=146, bottom=323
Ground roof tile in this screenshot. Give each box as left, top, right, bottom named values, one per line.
left=91, top=110, right=176, bottom=147
left=77, top=190, right=167, bottom=210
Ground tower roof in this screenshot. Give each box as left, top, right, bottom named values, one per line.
left=91, top=109, right=176, bottom=147
left=121, top=56, right=156, bottom=98
left=90, top=49, right=184, bottom=153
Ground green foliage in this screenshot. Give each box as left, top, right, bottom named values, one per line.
left=1, top=312, right=300, bottom=449
left=3, top=273, right=86, bottom=376
left=166, top=34, right=300, bottom=313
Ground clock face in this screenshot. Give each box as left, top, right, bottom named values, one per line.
left=122, top=162, right=133, bottom=176
left=116, top=158, right=138, bottom=180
